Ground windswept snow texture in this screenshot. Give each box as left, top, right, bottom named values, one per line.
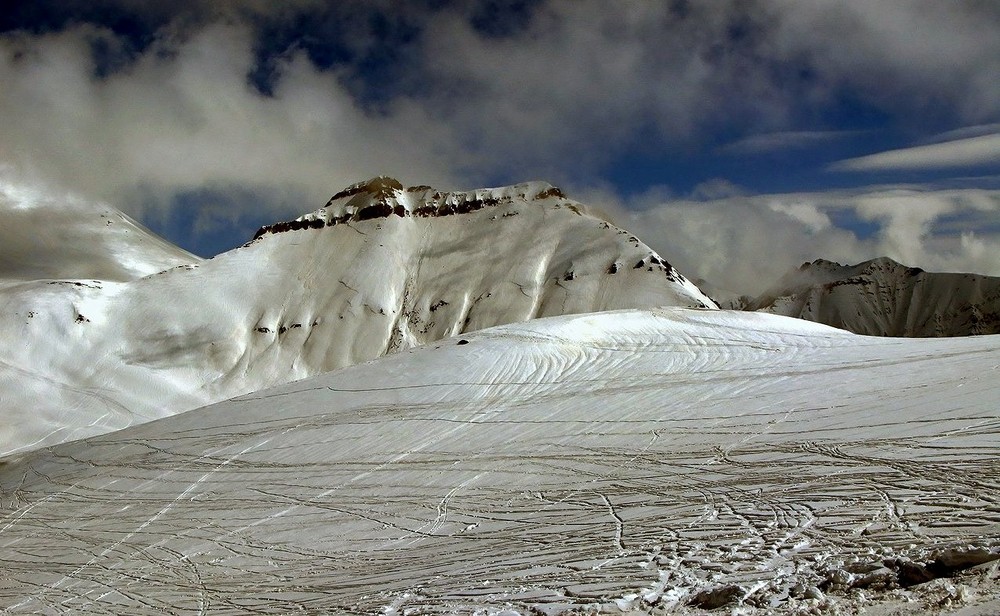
left=0, top=178, right=713, bottom=456
left=0, top=309, right=997, bottom=614
left=735, top=257, right=1000, bottom=337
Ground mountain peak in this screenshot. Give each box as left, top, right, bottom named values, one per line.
left=799, top=257, right=925, bottom=280
left=251, top=179, right=569, bottom=242
left=327, top=176, right=404, bottom=203
left=1, top=176, right=716, bottom=454
left=743, top=256, right=999, bottom=336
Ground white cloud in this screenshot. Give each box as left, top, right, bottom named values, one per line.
left=719, top=130, right=861, bottom=155
left=621, top=185, right=1000, bottom=296
left=2, top=2, right=999, bottom=210
left=830, top=134, right=1000, bottom=171
left=924, top=123, right=1000, bottom=143
left=0, top=1, right=998, bottom=264
left=767, top=200, right=831, bottom=233
left=852, top=190, right=957, bottom=266
left=690, top=179, right=747, bottom=200
left=0, top=23, right=463, bottom=221
left=412, top=0, right=1000, bottom=179
left=769, top=0, right=1000, bottom=121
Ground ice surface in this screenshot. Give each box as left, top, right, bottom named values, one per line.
left=1, top=308, right=996, bottom=614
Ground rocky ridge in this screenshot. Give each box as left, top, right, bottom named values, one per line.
left=733, top=257, right=1000, bottom=336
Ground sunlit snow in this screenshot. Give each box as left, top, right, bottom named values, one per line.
left=1, top=308, right=996, bottom=614
left=0, top=178, right=712, bottom=456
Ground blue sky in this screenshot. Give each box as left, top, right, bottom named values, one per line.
left=0, top=1, right=998, bottom=293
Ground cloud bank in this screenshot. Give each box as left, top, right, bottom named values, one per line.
left=621, top=185, right=1000, bottom=296
left=0, top=22, right=461, bottom=218
left=0, top=1, right=997, bottom=287
left=830, top=134, right=1000, bottom=171
left=3, top=2, right=998, bottom=197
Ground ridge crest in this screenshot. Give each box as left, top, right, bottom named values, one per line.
left=250, top=179, right=567, bottom=242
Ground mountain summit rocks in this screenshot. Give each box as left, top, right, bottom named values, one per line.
left=250, top=177, right=568, bottom=240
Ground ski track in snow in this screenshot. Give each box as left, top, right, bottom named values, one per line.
left=0, top=309, right=998, bottom=614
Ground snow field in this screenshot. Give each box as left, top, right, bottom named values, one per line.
left=0, top=308, right=996, bottom=614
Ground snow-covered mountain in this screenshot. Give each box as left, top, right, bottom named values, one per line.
left=0, top=177, right=714, bottom=456
left=732, top=257, right=1000, bottom=336
left=0, top=183, right=198, bottom=282
left=1, top=308, right=996, bottom=614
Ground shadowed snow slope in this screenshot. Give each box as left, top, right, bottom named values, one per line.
left=734, top=257, right=1000, bottom=336
left=0, top=308, right=997, bottom=614
left=0, top=178, right=714, bottom=456
left=0, top=183, right=198, bottom=282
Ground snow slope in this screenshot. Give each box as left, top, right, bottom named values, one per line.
left=734, top=257, right=1000, bottom=336
left=0, top=177, right=713, bottom=455
left=0, top=182, right=198, bottom=282
left=1, top=308, right=996, bottom=614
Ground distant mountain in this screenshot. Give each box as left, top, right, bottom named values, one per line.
left=0, top=186, right=198, bottom=281
left=731, top=257, right=1000, bottom=336
left=0, top=177, right=714, bottom=455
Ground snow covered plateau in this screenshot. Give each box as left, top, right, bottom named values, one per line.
left=0, top=178, right=997, bottom=614
left=0, top=308, right=997, bottom=614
